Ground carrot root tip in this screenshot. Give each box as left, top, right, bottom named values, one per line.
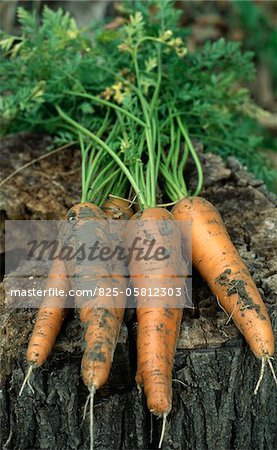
left=172, top=378, right=187, bottom=388
left=89, top=386, right=96, bottom=450
left=158, top=413, right=167, bottom=449
left=82, top=385, right=96, bottom=450
left=150, top=413, right=153, bottom=444
left=267, top=357, right=277, bottom=386
left=82, top=392, right=91, bottom=424
left=254, top=355, right=277, bottom=395
left=19, top=365, right=34, bottom=397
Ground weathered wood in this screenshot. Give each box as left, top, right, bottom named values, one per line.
left=0, top=134, right=276, bottom=449
left=165, top=308, right=277, bottom=450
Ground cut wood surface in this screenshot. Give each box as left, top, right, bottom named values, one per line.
left=0, top=133, right=276, bottom=449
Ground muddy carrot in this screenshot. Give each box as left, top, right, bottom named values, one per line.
left=19, top=257, right=69, bottom=395
left=126, top=207, right=187, bottom=419
left=160, top=114, right=276, bottom=394
left=172, top=196, right=275, bottom=361
left=79, top=199, right=133, bottom=391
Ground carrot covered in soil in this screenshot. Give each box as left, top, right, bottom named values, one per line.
left=126, top=207, right=187, bottom=419
left=79, top=198, right=133, bottom=391
left=63, top=202, right=115, bottom=390
left=172, top=197, right=275, bottom=360
left=161, top=112, right=275, bottom=392
left=19, top=258, right=69, bottom=395
left=64, top=198, right=132, bottom=450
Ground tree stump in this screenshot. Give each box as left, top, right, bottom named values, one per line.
left=0, top=133, right=276, bottom=449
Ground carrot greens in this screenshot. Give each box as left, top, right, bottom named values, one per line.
left=1, top=1, right=276, bottom=190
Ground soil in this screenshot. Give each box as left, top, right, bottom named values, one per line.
left=0, top=133, right=276, bottom=450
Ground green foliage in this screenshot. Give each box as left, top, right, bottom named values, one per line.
left=232, top=0, right=277, bottom=95
left=0, top=6, right=111, bottom=136
left=0, top=1, right=276, bottom=192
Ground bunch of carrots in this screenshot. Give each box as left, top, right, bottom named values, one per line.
left=16, top=5, right=276, bottom=450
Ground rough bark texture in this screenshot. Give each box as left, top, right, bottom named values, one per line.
left=0, top=133, right=276, bottom=450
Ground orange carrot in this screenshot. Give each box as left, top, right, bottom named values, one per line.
left=22, top=198, right=132, bottom=399
left=172, top=196, right=275, bottom=361
left=102, top=196, right=133, bottom=220
left=78, top=199, right=133, bottom=391
left=63, top=200, right=132, bottom=390
left=62, top=202, right=113, bottom=390
left=20, top=257, right=69, bottom=395
left=126, top=207, right=187, bottom=418
left=70, top=199, right=133, bottom=450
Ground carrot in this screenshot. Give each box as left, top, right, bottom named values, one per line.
left=62, top=202, right=113, bottom=388
left=62, top=201, right=115, bottom=450
left=20, top=201, right=108, bottom=397
left=172, top=196, right=276, bottom=392
left=22, top=197, right=132, bottom=449
left=102, top=196, right=133, bottom=220
left=126, top=207, right=187, bottom=422
left=19, top=201, right=112, bottom=399
left=19, top=257, right=69, bottom=395
left=66, top=199, right=132, bottom=450
left=78, top=199, right=133, bottom=391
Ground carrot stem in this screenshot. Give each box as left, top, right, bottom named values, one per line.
left=149, top=44, right=162, bottom=116
left=159, top=163, right=183, bottom=200
left=155, top=112, right=162, bottom=183
left=89, top=168, right=121, bottom=203
left=176, top=115, right=203, bottom=196
left=65, top=91, right=146, bottom=128
left=177, top=142, right=189, bottom=195
left=131, top=49, right=156, bottom=207
left=56, top=106, right=145, bottom=207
